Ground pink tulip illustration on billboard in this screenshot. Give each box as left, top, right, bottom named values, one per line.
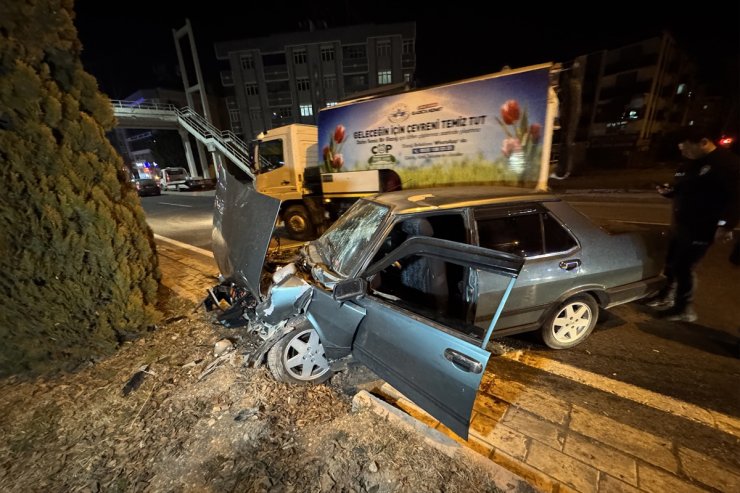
left=497, top=99, right=542, bottom=180
left=322, top=124, right=346, bottom=172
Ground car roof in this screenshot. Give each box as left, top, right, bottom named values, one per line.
left=368, top=186, right=561, bottom=215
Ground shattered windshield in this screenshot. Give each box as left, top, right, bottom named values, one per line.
left=315, top=199, right=390, bottom=278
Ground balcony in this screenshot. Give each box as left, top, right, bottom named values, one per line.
left=342, top=59, right=368, bottom=73
left=220, top=71, right=234, bottom=87
left=267, top=91, right=293, bottom=107
left=598, top=81, right=652, bottom=100
left=264, top=65, right=289, bottom=81
left=603, top=54, right=659, bottom=75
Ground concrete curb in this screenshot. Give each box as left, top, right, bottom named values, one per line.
left=352, top=390, right=541, bottom=493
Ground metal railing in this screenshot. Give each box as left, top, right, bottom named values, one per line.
left=111, top=99, right=255, bottom=179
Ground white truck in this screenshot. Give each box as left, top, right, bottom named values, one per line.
left=160, top=167, right=216, bottom=191
left=233, top=63, right=559, bottom=240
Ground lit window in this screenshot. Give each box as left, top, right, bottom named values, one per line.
left=676, top=83, right=686, bottom=95
left=293, top=50, right=307, bottom=64
left=378, top=70, right=392, bottom=85
left=702, top=105, right=709, bottom=110
left=300, top=104, right=313, bottom=116
left=326, top=101, right=337, bottom=107
left=404, top=72, right=412, bottom=83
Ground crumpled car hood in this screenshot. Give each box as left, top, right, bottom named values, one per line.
left=212, top=162, right=280, bottom=298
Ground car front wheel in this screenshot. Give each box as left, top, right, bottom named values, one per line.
left=541, top=294, right=598, bottom=349
left=267, top=327, right=332, bottom=384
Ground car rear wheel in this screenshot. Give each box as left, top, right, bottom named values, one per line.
left=267, top=327, right=332, bottom=384
left=541, top=294, right=598, bottom=349
left=283, top=204, right=315, bottom=241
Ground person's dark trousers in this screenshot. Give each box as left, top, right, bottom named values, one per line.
left=660, top=230, right=712, bottom=310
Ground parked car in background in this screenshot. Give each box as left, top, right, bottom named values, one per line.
left=160, top=167, right=216, bottom=191
left=207, top=170, right=667, bottom=439
left=133, top=178, right=161, bottom=197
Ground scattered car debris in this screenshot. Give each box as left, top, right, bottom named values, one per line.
left=213, top=339, right=233, bottom=357
left=122, top=364, right=150, bottom=396
left=198, top=352, right=235, bottom=381
left=233, top=407, right=261, bottom=422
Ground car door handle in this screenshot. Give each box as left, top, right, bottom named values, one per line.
left=444, top=348, right=483, bottom=374
left=559, top=259, right=581, bottom=271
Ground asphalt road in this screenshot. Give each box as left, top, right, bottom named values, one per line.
left=139, top=190, right=740, bottom=421
left=138, top=191, right=216, bottom=251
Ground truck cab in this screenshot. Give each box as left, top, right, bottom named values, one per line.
left=254, top=124, right=400, bottom=240
left=254, top=124, right=317, bottom=202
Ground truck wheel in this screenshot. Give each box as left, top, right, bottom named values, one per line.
left=541, top=294, right=598, bottom=349
left=267, top=327, right=332, bottom=384
left=283, top=204, right=315, bottom=240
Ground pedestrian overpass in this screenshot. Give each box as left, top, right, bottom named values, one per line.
left=111, top=100, right=255, bottom=180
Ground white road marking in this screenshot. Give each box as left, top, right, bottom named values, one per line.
left=495, top=348, right=740, bottom=438
left=158, top=202, right=192, bottom=208
left=154, top=234, right=213, bottom=258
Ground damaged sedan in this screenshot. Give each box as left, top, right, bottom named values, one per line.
left=207, top=164, right=665, bottom=438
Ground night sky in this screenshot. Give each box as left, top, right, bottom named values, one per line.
left=74, top=1, right=739, bottom=101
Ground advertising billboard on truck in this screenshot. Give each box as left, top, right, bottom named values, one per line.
left=318, top=63, right=556, bottom=190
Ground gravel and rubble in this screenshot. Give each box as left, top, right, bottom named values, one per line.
left=0, top=289, right=512, bottom=492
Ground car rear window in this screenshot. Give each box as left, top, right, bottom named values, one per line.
left=475, top=208, right=577, bottom=256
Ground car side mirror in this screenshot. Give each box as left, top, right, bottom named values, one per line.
left=333, top=278, right=367, bottom=301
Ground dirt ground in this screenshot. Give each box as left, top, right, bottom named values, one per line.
left=0, top=288, right=509, bottom=493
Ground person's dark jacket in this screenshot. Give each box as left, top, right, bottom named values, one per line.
left=663, top=148, right=740, bottom=242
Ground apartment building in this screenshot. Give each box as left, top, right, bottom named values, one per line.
left=214, top=22, right=416, bottom=140
left=570, top=32, right=698, bottom=157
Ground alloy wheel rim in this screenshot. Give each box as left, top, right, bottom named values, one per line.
left=552, top=302, right=592, bottom=343
left=283, top=329, right=329, bottom=381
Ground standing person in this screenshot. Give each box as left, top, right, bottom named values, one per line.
left=648, top=126, right=740, bottom=321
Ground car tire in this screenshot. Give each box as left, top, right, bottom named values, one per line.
left=283, top=204, right=315, bottom=241
left=541, top=294, right=598, bottom=349
left=267, top=327, right=333, bottom=384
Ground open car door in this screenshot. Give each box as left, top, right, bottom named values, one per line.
left=326, top=237, right=524, bottom=439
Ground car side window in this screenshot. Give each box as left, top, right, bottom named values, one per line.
left=368, top=214, right=478, bottom=337
left=543, top=213, right=577, bottom=253
left=477, top=214, right=543, bottom=257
